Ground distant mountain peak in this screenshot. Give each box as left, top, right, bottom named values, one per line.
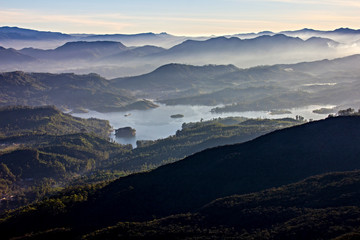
left=258, top=31, right=274, bottom=34
left=300, top=28, right=316, bottom=31
left=55, top=40, right=127, bottom=51
left=334, top=27, right=360, bottom=34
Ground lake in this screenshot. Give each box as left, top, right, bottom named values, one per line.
left=72, top=103, right=335, bottom=147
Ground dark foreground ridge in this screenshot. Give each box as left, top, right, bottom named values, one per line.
left=85, top=170, right=360, bottom=239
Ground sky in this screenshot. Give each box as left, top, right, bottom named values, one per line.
left=1, top=0, right=359, bottom=36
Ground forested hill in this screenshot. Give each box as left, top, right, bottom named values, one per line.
left=2, top=115, right=360, bottom=239
left=0, top=105, right=111, bottom=138
left=85, top=170, right=360, bottom=240
left=0, top=106, right=129, bottom=213
left=81, top=116, right=360, bottom=224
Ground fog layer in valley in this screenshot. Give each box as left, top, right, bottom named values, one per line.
left=1, top=27, right=360, bottom=78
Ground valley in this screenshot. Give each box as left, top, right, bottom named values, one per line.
left=1, top=24, right=360, bottom=240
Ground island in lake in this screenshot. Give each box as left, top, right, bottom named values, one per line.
left=170, top=114, right=184, bottom=118
left=115, top=127, right=136, bottom=138
left=269, top=109, right=292, bottom=115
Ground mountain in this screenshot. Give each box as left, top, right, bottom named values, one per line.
left=0, top=107, right=303, bottom=215
left=0, top=26, right=74, bottom=50
left=80, top=32, right=188, bottom=48
left=84, top=170, right=360, bottom=240
left=0, top=46, right=35, bottom=64
left=2, top=116, right=360, bottom=239
left=111, top=63, right=240, bottom=98
left=2, top=53, right=357, bottom=112
left=0, top=105, right=111, bottom=138
left=1, top=27, right=355, bottom=78
left=0, top=26, right=71, bottom=41
left=102, top=45, right=165, bottom=62
left=0, top=27, right=193, bottom=49
left=107, top=117, right=303, bottom=172
left=0, top=71, right=158, bottom=112
left=152, top=34, right=339, bottom=63
left=19, top=41, right=128, bottom=60
left=160, top=85, right=288, bottom=106
left=77, top=116, right=360, bottom=223
left=281, top=53, right=360, bottom=74
left=0, top=105, right=131, bottom=212
left=110, top=54, right=360, bottom=109
left=278, top=27, right=360, bottom=44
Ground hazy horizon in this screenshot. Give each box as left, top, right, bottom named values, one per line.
left=1, top=0, right=359, bottom=36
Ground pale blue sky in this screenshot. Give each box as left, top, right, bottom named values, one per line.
left=1, top=0, right=359, bottom=35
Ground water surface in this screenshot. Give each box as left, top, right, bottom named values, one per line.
left=72, top=104, right=335, bottom=147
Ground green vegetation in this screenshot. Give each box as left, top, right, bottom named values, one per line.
left=1, top=116, right=360, bottom=240
left=0, top=106, right=131, bottom=212
left=0, top=133, right=130, bottom=213
left=0, top=105, right=111, bottom=139
left=107, top=116, right=303, bottom=172
left=83, top=170, right=360, bottom=240
left=337, top=108, right=360, bottom=116
left=0, top=106, right=303, bottom=213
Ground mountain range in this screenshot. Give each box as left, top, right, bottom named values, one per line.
left=1, top=53, right=360, bottom=112
left=1, top=26, right=359, bottom=78
left=112, top=54, right=360, bottom=111
left=1, top=26, right=359, bottom=49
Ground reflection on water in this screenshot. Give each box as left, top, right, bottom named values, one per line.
left=72, top=103, right=335, bottom=147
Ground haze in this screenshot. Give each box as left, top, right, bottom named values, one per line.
left=1, top=0, right=360, bottom=35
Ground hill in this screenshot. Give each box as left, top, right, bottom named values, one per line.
left=84, top=170, right=360, bottom=240
left=107, top=117, right=303, bottom=172
left=19, top=41, right=128, bottom=61
left=111, top=54, right=360, bottom=110
left=79, top=116, right=360, bottom=223
left=0, top=71, right=158, bottom=112
left=164, top=34, right=336, bottom=55
left=2, top=116, right=360, bottom=239
left=0, top=107, right=304, bottom=214
left=111, top=63, right=240, bottom=98
left=0, top=46, right=35, bottom=65
left=0, top=105, right=111, bottom=139
left=148, top=34, right=339, bottom=67
left=0, top=106, right=130, bottom=212
left=0, top=26, right=71, bottom=41
left=0, top=132, right=129, bottom=213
